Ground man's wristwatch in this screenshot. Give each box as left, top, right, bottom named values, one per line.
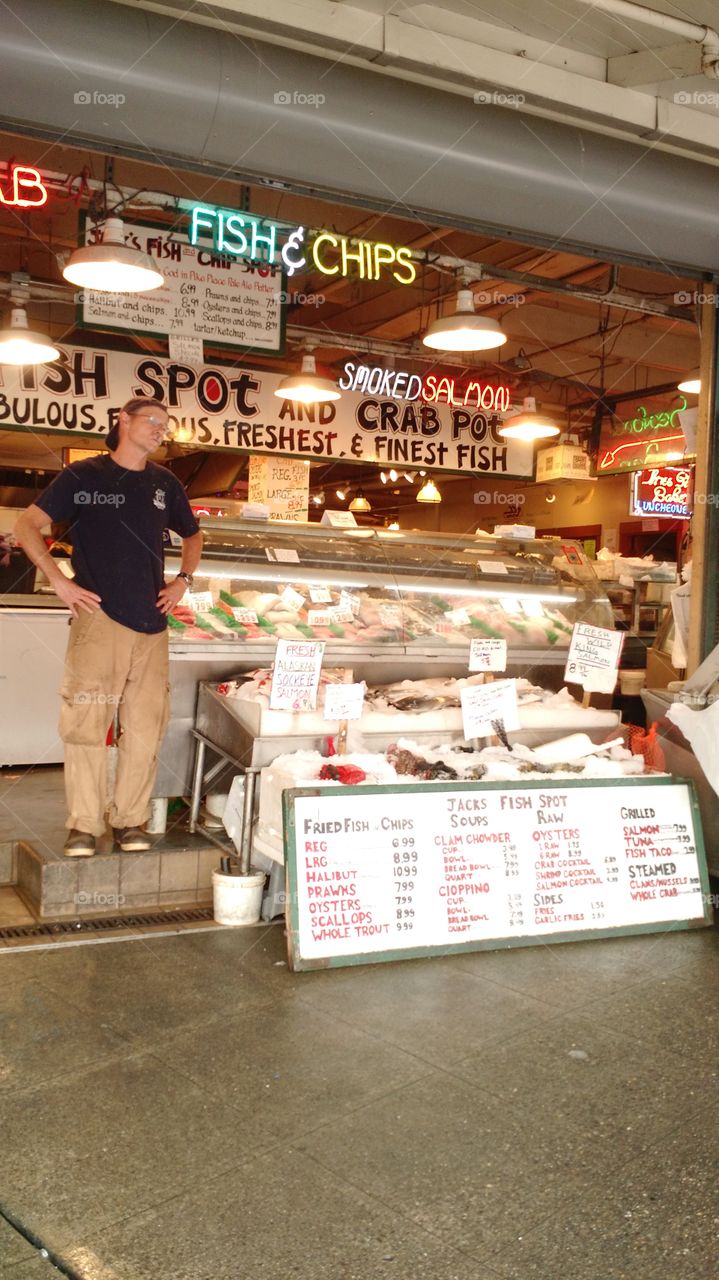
left=177, top=571, right=194, bottom=589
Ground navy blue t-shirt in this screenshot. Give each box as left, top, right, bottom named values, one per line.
left=36, top=456, right=200, bottom=634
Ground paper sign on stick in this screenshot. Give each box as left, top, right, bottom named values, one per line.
left=270, top=640, right=325, bottom=711
left=323, top=682, right=365, bottom=721
left=469, top=638, right=507, bottom=672
left=460, top=680, right=520, bottom=739
left=564, top=622, right=624, bottom=694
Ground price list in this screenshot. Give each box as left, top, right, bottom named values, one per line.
left=80, top=221, right=283, bottom=352
left=285, top=780, right=709, bottom=969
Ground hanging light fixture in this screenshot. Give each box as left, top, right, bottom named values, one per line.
left=349, top=489, right=371, bottom=513
left=416, top=477, right=442, bottom=503
left=0, top=304, right=59, bottom=366
left=63, top=217, right=164, bottom=293
left=422, top=287, right=507, bottom=352
left=335, top=487, right=347, bottom=501
left=677, top=370, right=701, bottom=394
left=498, top=396, right=560, bottom=443
left=388, top=520, right=400, bottom=531
left=389, top=469, right=398, bottom=483
left=274, top=342, right=340, bottom=405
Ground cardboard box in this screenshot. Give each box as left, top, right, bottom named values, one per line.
left=536, top=444, right=593, bottom=483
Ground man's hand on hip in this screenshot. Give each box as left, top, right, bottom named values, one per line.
left=157, top=576, right=189, bottom=615
left=55, top=577, right=102, bottom=618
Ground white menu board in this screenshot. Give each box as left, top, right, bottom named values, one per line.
left=78, top=220, right=284, bottom=352
left=284, top=779, right=709, bottom=970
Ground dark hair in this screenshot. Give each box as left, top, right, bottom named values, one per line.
left=106, top=397, right=167, bottom=451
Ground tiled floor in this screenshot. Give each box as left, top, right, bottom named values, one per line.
left=0, top=920, right=717, bottom=1279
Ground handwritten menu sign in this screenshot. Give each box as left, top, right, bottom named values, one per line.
left=284, top=779, right=709, bottom=970
left=460, top=679, right=520, bottom=738
left=565, top=622, right=624, bottom=693
left=469, top=639, right=507, bottom=672
left=79, top=219, right=283, bottom=352
left=269, top=640, right=325, bottom=711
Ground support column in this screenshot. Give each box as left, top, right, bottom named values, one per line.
left=687, top=299, right=719, bottom=672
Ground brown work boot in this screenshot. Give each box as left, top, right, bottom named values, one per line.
left=113, top=826, right=152, bottom=853
left=64, top=829, right=96, bottom=857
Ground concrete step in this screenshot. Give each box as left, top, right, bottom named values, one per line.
left=15, top=827, right=222, bottom=921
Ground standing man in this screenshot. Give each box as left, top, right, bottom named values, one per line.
left=15, top=397, right=203, bottom=856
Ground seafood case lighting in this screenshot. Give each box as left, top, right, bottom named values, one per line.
left=164, top=518, right=608, bottom=654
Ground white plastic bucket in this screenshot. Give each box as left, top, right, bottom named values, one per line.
left=620, top=669, right=646, bottom=696
left=212, top=869, right=265, bottom=926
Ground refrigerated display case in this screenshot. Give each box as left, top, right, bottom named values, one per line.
left=162, top=519, right=617, bottom=796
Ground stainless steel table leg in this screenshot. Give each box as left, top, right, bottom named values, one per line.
left=239, top=768, right=258, bottom=875
left=189, top=738, right=206, bottom=834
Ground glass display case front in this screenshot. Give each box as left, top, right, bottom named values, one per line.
left=164, top=519, right=613, bottom=659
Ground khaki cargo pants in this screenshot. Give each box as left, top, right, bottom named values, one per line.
left=59, top=609, right=170, bottom=836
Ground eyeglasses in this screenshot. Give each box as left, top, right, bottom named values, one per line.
left=132, top=413, right=168, bottom=429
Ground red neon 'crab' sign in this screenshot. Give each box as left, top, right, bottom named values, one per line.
left=0, top=166, right=48, bottom=208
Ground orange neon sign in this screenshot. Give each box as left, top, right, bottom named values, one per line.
left=0, top=166, right=48, bottom=208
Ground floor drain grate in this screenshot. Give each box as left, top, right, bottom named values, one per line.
left=0, top=906, right=214, bottom=941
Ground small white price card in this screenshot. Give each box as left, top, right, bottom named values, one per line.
left=323, top=682, right=365, bottom=721
left=478, top=561, right=509, bottom=575
left=308, top=609, right=333, bottom=627
left=185, top=591, right=213, bottom=612
left=309, top=586, right=332, bottom=604
left=281, top=586, right=305, bottom=611
left=565, top=622, right=624, bottom=693
left=270, top=640, right=325, bottom=711
left=379, top=603, right=403, bottom=628
left=168, top=334, right=204, bottom=365
left=340, top=590, right=360, bottom=616
left=460, top=679, right=520, bottom=738
left=445, top=607, right=471, bottom=626
left=273, top=547, right=300, bottom=563
left=469, top=638, right=508, bottom=672
left=232, top=607, right=258, bottom=625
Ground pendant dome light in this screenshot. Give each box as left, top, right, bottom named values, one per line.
left=416, top=477, right=442, bottom=503
left=63, top=217, right=164, bottom=293
left=274, top=342, right=340, bottom=405
left=0, top=305, right=59, bottom=366
left=677, top=370, right=701, bottom=395
left=498, top=396, right=560, bottom=443
left=422, top=288, right=507, bottom=353
left=349, top=489, right=371, bottom=513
